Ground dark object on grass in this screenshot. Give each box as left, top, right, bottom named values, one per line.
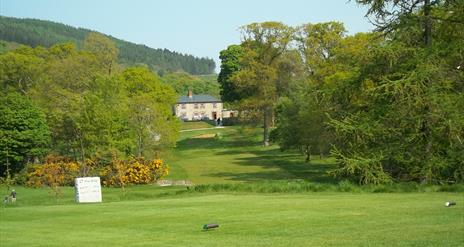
left=203, top=223, right=219, bottom=230
left=445, top=201, right=456, bottom=207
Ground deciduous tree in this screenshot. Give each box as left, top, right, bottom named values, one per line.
left=83, top=32, right=119, bottom=75
left=0, top=92, right=50, bottom=175
left=120, top=67, right=179, bottom=158
left=232, top=22, right=294, bottom=146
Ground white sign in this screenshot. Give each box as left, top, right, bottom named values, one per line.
left=75, top=177, right=102, bottom=203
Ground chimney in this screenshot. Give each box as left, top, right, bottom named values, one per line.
left=188, top=90, right=193, bottom=99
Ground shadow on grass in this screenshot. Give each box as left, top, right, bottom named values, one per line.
left=176, top=137, right=220, bottom=150
left=176, top=133, right=262, bottom=150
left=176, top=126, right=337, bottom=184
left=211, top=146, right=337, bottom=183
left=209, top=149, right=337, bottom=184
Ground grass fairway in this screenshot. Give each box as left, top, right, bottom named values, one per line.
left=1, top=125, right=463, bottom=246
left=1, top=188, right=463, bottom=246
left=180, top=120, right=216, bottom=130
left=166, top=126, right=336, bottom=184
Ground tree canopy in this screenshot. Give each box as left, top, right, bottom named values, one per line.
left=0, top=34, right=180, bottom=177
left=228, top=22, right=295, bottom=146
left=220, top=13, right=463, bottom=183
left=0, top=92, right=50, bottom=175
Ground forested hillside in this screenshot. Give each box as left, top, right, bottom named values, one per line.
left=0, top=16, right=215, bottom=74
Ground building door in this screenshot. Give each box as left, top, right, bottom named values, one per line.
left=212, top=112, right=217, bottom=120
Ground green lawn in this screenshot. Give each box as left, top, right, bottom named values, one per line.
left=180, top=120, right=216, bottom=130
left=1, top=186, right=463, bottom=246
left=1, top=126, right=463, bottom=246
left=166, top=126, right=336, bottom=184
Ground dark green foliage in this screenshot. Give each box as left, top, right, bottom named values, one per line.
left=0, top=16, right=215, bottom=74
left=329, top=43, right=464, bottom=184
left=263, top=15, right=463, bottom=183
left=273, top=91, right=333, bottom=162
left=218, top=44, right=244, bottom=103
left=0, top=92, right=50, bottom=175
left=324, top=2, right=464, bottom=184
left=273, top=22, right=351, bottom=162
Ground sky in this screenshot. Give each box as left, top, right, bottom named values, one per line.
left=0, top=0, right=374, bottom=73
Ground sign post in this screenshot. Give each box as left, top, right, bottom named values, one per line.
left=75, top=177, right=102, bottom=203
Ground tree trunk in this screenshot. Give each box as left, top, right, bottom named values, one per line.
left=263, top=106, right=271, bottom=146
left=137, top=132, right=143, bottom=157
left=422, top=0, right=434, bottom=183
left=76, top=128, right=85, bottom=162
left=108, top=62, right=113, bottom=76
left=305, top=145, right=311, bottom=163
left=424, top=0, right=432, bottom=47
left=79, top=137, right=86, bottom=162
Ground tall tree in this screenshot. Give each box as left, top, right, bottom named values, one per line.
left=83, top=32, right=119, bottom=75
left=355, top=0, right=463, bottom=47
left=232, top=22, right=294, bottom=146
left=120, top=67, right=179, bottom=158
left=0, top=92, right=50, bottom=175
left=294, top=22, right=346, bottom=76
left=218, top=44, right=244, bottom=103
left=326, top=12, right=464, bottom=184
left=0, top=47, right=44, bottom=94
left=274, top=25, right=374, bottom=162
left=29, top=43, right=103, bottom=160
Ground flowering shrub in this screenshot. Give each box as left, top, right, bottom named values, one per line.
left=24, top=157, right=168, bottom=188
left=26, top=161, right=80, bottom=188
left=100, top=158, right=168, bottom=187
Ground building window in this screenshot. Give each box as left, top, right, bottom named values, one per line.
left=194, top=104, right=199, bottom=109
left=181, top=104, right=186, bottom=109
left=213, top=103, right=217, bottom=108
left=200, top=103, right=205, bottom=109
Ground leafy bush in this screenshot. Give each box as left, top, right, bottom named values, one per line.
left=25, top=161, right=80, bottom=188
left=100, top=157, right=168, bottom=187
left=23, top=157, right=169, bottom=190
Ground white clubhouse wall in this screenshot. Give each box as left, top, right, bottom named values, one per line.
left=175, top=102, right=223, bottom=121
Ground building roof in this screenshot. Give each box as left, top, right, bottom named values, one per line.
left=178, top=94, right=221, bottom=103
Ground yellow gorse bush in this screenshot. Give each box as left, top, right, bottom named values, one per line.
left=100, top=158, right=168, bottom=187
left=26, top=161, right=80, bottom=188
left=25, top=157, right=168, bottom=188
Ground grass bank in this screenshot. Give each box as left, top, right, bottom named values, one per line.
left=1, top=190, right=462, bottom=247
left=190, top=180, right=464, bottom=194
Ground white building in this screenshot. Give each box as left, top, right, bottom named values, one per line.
left=174, top=91, right=223, bottom=121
